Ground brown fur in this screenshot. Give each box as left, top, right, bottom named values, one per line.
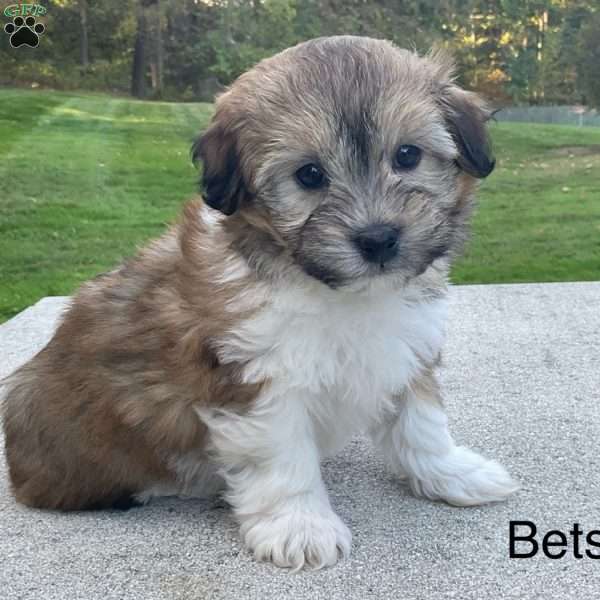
left=2, top=36, right=494, bottom=511
left=2, top=203, right=264, bottom=509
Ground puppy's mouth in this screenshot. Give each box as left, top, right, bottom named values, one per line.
left=297, top=249, right=448, bottom=290
left=295, top=253, right=401, bottom=290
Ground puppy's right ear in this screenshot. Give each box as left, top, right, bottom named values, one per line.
left=191, top=120, right=248, bottom=216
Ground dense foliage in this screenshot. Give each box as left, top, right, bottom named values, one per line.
left=1, top=0, right=599, bottom=106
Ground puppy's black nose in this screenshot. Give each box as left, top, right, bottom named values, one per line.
left=355, top=225, right=400, bottom=264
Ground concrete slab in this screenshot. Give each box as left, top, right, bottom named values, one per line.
left=1, top=283, right=600, bottom=599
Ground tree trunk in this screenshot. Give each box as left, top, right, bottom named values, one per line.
left=131, top=4, right=148, bottom=98
left=79, top=0, right=89, bottom=71
left=149, top=2, right=164, bottom=97
left=155, top=2, right=164, bottom=97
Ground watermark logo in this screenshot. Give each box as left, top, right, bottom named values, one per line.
left=3, top=4, right=46, bottom=48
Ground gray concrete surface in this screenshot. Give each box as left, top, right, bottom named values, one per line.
left=1, top=283, right=599, bottom=599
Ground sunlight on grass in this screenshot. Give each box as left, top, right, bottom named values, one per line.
left=51, top=103, right=213, bottom=125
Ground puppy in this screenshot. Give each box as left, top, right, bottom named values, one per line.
left=2, top=36, right=518, bottom=570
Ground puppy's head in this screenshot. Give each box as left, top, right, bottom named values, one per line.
left=193, top=36, right=494, bottom=291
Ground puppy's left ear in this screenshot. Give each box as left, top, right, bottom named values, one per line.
left=191, top=120, right=249, bottom=216
left=438, top=86, right=495, bottom=178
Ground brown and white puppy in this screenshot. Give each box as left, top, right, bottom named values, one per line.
left=2, top=36, right=517, bottom=570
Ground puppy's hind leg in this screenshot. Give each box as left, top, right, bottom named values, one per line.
left=370, top=370, right=519, bottom=506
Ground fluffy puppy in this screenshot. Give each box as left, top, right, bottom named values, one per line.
left=2, top=36, right=518, bottom=569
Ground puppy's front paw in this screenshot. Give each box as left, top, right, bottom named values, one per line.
left=240, top=497, right=351, bottom=570
left=408, top=446, right=519, bottom=507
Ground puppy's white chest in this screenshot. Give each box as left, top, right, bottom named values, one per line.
left=221, top=287, right=447, bottom=430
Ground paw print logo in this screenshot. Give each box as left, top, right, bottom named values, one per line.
left=4, top=16, right=45, bottom=48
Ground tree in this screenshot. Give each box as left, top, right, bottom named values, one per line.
left=150, top=1, right=165, bottom=97
left=576, top=11, right=600, bottom=108
left=131, top=0, right=153, bottom=98
left=78, top=0, right=89, bottom=71
left=1, top=0, right=597, bottom=106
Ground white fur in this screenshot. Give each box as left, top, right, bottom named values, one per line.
left=216, top=280, right=448, bottom=455
left=196, top=269, right=516, bottom=569
left=198, top=390, right=352, bottom=570
left=370, top=389, right=519, bottom=506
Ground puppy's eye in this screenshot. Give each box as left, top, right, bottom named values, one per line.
left=394, top=145, right=422, bottom=170
left=295, top=164, right=327, bottom=189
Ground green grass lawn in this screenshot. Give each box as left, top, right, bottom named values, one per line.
left=1, top=88, right=599, bottom=322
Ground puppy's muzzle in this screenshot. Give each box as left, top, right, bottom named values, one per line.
left=354, top=224, right=400, bottom=265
